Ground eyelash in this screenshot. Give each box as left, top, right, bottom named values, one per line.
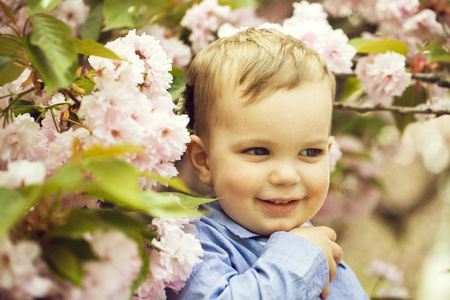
left=244, top=148, right=323, bottom=157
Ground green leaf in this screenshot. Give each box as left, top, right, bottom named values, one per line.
left=72, top=38, right=123, bottom=60
left=142, top=190, right=200, bottom=218
left=25, top=14, right=77, bottom=93
left=131, top=235, right=150, bottom=292
left=162, top=191, right=216, bottom=208
left=82, top=143, right=142, bottom=158
left=50, top=209, right=98, bottom=239
left=42, top=162, right=84, bottom=197
left=102, top=0, right=140, bottom=31
left=72, top=74, right=96, bottom=94
left=42, top=241, right=85, bottom=286
left=349, top=38, right=408, bottom=56
left=0, top=36, right=26, bottom=84
left=0, top=55, right=24, bottom=85
left=0, top=187, right=28, bottom=240
left=142, top=172, right=200, bottom=196
left=337, top=76, right=362, bottom=102
left=82, top=156, right=142, bottom=208
left=91, top=209, right=146, bottom=233
left=428, top=47, right=450, bottom=63
left=169, top=70, right=187, bottom=100
left=392, top=85, right=427, bottom=132
left=81, top=0, right=104, bottom=41
left=25, top=0, right=61, bottom=14
left=219, top=0, right=258, bottom=9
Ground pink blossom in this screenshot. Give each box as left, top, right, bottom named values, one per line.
left=329, top=136, right=342, bottom=172
left=135, top=217, right=203, bottom=298
left=133, top=249, right=167, bottom=300
left=355, top=52, right=412, bottom=105
left=283, top=19, right=355, bottom=73
left=181, top=0, right=231, bottom=53
left=291, top=1, right=328, bottom=23
left=45, top=128, right=90, bottom=175
left=403, top=9, right=444, bottom=39
left=375, top=0, right=419, bottom=23
left=366, top=260, right=404, bottom=287
left=321, top=0, right=365, bottom=18
left=122, top=30, right=173, bottom=98
left=0, top=160, right=46, bottom=188
left=321, top=28, right=356, bottom=74
left=228, top=7, right=264, bottom=28
left=79, top=90, right=153, bottom=146
left=67, top=230, right=142, bottom=300
left=0, top=238, right=54, bottom=300
left=0, top=114, right=48, bottom=167
left=138, top=25, right=192, bottom=69
left=152, top=112, right=190, bottom=162
left=50, top=0, right=89, bottom=36
left=88, top=37, right=145, bottom=93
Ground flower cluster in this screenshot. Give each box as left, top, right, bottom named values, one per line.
left=218, top=1, right=356, bottom=74
left=80, top=29, right=190, bottom=184
left=134, top=217, right=203, bottom=299
left=355, top=52, right=412, bottom=105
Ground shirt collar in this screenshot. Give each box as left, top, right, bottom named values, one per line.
left=202, top=201, right=265, bottom=239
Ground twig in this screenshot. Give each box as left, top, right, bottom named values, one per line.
left=333, top=103, right=450, bottom=116
left=336, top=73, right=450, bottom=88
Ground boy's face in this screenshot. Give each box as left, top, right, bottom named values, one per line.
left=191, top=79, right=332, bottom=235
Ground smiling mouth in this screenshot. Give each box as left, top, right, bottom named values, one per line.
left=267, top=199, right=297, bottom=204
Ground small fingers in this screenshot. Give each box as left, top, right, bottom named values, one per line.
left=317, top=226, right=337, bottom=242
left=331, top=241, right=344, bottom=265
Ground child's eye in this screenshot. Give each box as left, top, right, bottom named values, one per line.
left=245, top=147, right=269, bottom=156
left=300, top=148, right=323, bottom=157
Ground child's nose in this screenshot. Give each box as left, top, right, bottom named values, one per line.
left=268, top=163, right=301, bottom=186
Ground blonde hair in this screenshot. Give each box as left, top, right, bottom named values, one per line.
left=186, top=28, right=335, bottom=139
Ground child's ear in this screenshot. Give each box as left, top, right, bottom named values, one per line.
left=328, top=137, right=333, bottom=151
left=186, top=135, right=213, bottom=185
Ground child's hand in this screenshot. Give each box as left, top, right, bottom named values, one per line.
left=288, top=226, right=343, bottom=300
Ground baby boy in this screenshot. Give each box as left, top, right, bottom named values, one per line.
left=168, top=28, right=368, bottom=300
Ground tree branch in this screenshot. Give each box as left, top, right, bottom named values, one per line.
left=333, top=103, right=450, bottom=116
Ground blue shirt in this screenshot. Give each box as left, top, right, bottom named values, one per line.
left=167, top=201, right=369, bottom=300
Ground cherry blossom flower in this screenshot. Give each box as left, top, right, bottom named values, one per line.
left=0, top=160, right=46, bottom=188
left=355, top=52, right=412, bottom=105
left=0, top=238, right=54, bottom=300
left=122, top=30, right=173, bottom=98
left=403, top=9, right=444, bottom=40
left=375, top=0, right=420, bottom=22
left=138, top=25, right=192, bottom=69
left=67, top=230, right=142, bottom=300
left=135, top=217, right=203, bottom=299
left=88, top=37, right=145, bottom=93
left=282, top=2, right=356, bottom=73
left=181, top=0, right=231, bottom=53
left=0, top=114, right=48, bottom=168
left=228, top=7, right=264, bottom=28
left=45, top=128, right=90, bottom=175
left=291, top=1, right=328, bottom=23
